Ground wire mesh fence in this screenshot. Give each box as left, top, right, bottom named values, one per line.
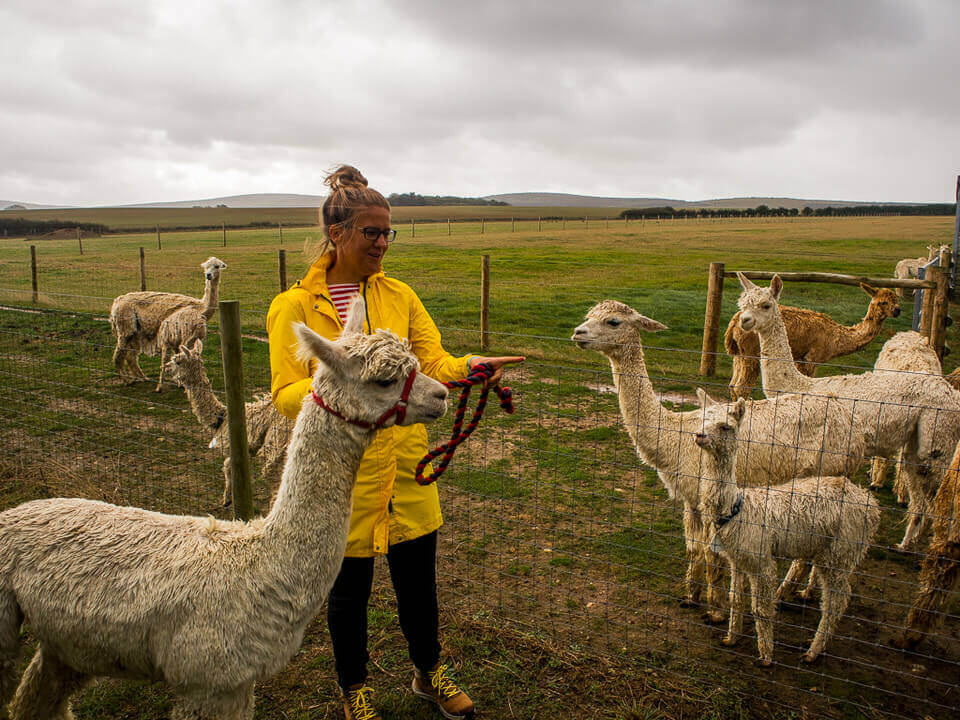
left=1, top=219, right=959, bottom=718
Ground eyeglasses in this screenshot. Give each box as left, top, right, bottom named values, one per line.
left=359, top=226, right=397, bottom=243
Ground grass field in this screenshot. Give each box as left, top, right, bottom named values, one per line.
left=0, top=214, right=957, bottom=719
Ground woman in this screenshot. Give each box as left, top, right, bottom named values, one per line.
left=267, top=165, right=523, bottom=720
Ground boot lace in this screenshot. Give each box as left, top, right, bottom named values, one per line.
left=428, top=663, right=462, bottom=700
left=346, top=684, right=378, bottom=720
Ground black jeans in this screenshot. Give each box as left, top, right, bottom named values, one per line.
left=327, top=530, right=441, bottom=689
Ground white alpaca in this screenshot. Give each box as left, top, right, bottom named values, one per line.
left=0, top=299, right=448, bottom=720
left=694, top=392, right=879, bottom=666
left=164, top=341, right=295, bottom=507
left=869, top=331, right=945, bottom=500
left=110, top=257, right=227, bottom=382
left=736, top=273, right=960, bottom=549
left=155, top=306, right=208, bottom=392
left=572, top=302, right=867, bottom=620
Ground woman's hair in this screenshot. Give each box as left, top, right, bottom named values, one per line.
left=307, top=165, right=390, bottom=262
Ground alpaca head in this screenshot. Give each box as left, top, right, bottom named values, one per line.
left=165, top=340, right=205, bottom=384
left=736, top=273, right=783, bottom=335
left=294, top=298, right=448, bottom=428
left=693, top=388, right=746, bottom=459
left=860, top=283, right=901, bottom=319
left=571, top=300, right=668, bottom=356
left=202, top=257, right=228, bottom=282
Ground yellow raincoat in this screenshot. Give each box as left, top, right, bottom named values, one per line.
left=267, top=254, right=472, bottom=557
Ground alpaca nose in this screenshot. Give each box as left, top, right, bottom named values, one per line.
left=434, top=386, right=449, bottom=402
left=892, top=307, right=901, bottom=317
left=694, top=433, right=706, bottom=446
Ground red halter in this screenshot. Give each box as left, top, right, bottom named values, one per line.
left=312, top=368, right=419, bottom=430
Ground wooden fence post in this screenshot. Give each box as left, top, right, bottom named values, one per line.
left=30, top=246, right=38, bottom=303
left=700, top=262, right=725, bottom=376
left=447, top=218, right=451, bottom=236
left=156, top=225, right=161, bottom=250
left=139, top=247, right=146, bottom=291
left=279, top=223, right=283, bottom=244
left=481, top=218, right=485, bottom=234
left=222, top=222, right=226, bottom=247
left=77, top=227, right=83, bottom=255
left=920, top=265, right=938, bottom=339
left=511, top=217, right=515, bottom=232
left=219, top=300, right=254, bottom=521
left=931, top=248, right=952, bottom=357
left=480, top=255, right=490, bottom=352
left=537, top=216, right=541, bottom=232
left=278, top=249, right=287, bottom=294
left=411, top=219, right=416, bottom=238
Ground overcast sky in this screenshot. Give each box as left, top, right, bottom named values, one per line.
left=2, top=0, right=958, bottom=206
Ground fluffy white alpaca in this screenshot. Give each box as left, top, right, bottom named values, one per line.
left=0, top=299, right=448, bottom=720
left=694, top=391, right=879, bottom=666
left=110, top=257, right=227, bottom=383
left=736, top=273, right=960, bottom=549
left=572, top=302, right=867, bottom=621
left=154, top=306, right=209, bottom=392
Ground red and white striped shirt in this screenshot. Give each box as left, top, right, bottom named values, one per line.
left=327, top=283, right=360, bottom=324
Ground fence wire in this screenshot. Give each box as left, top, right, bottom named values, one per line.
left=0, top=299, right=957, bottom=719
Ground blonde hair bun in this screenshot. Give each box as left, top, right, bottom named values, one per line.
left=325, top=165, right=369, bottom=193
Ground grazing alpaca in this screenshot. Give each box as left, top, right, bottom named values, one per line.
left=164, top=342, right=295, bottom=507
left=154, top=306, right=208, bottom=392
left=694, top=392, right=879, bottom=665
left=897, top=439, right=960, bottom=650
left=736, top=273, right=960, bottom=550
left=572, top=302, right=867, bottom=620
left=724, top=283, right=900, bottom=400
left=110, top=256, right=227, bottom=382
left=0, top=299, right=448, bottom=719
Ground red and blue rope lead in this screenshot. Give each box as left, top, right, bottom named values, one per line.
left=414, top=362, right=514, bottom=485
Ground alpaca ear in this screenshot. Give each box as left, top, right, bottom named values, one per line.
left=769, top=274, right=783, bottom=301
left=343, top=297, right=366, bottom=335
left=293, top=322, right=344, bottom=374
left=860, top=282, right=878, bottom=297
left=731, top=397, right=747, bottom=422
left=633, top=314, right=668, bottom=332
left=696, top=387, right=710, bottom=407
left=737, top=272, right=757, bottom=291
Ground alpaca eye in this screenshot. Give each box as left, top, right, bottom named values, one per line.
left=762, top=303, right=771, bottom=310
left=606, top=319, right=622, bottom=327
left=720, top=424, right=731, bottom=432
left=374, top=378, right=396, bottom=388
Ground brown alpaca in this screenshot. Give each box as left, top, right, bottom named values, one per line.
left=896, top=439, right=960, bottom=649
left=725, top=283, right=901, bottom=399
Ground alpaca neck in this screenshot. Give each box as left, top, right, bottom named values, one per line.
left=832, top=309, right=886, bottom=357
left=260, top=393, right=367, bottom=589
left=200, top=277, right=219, bottom=321
left=700, top=447, right=740, bottom=526
left=180, top=364, right=227, bottom=431
left=608, top=341, right=683, bottom=469
left=756, top=311, right=814, bottom=395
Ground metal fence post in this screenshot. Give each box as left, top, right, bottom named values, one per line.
left=219, top=300, right=254, bottom=521
left=139, top=247, right=146, bottom=291
left=278, top=249, right=287, bottom=294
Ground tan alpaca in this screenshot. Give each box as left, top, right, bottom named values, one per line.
left=736, top=273, right=960, bottom=550
left=694, top=392, right=879, bottom=666
left=897, top=439, right=960, bottom=650
left=110, top=256, right=226, bottom=382
left=724, top=283, right=900, bottom=400
left=893, top=256, right=929, bottom=299
left=164, top=342, right=294, bottom=507
left=572, top=302, right=867, bottom=621
left=0, top=299, right=448, bottom=720
left=154, top=306, right=208, bottom=392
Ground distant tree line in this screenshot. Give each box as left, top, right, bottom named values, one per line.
left=0, top=218, right=109, bottom=236
left=619, top=203, right=957, bottom=220
left=388, top=192, right=509, bottom=206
